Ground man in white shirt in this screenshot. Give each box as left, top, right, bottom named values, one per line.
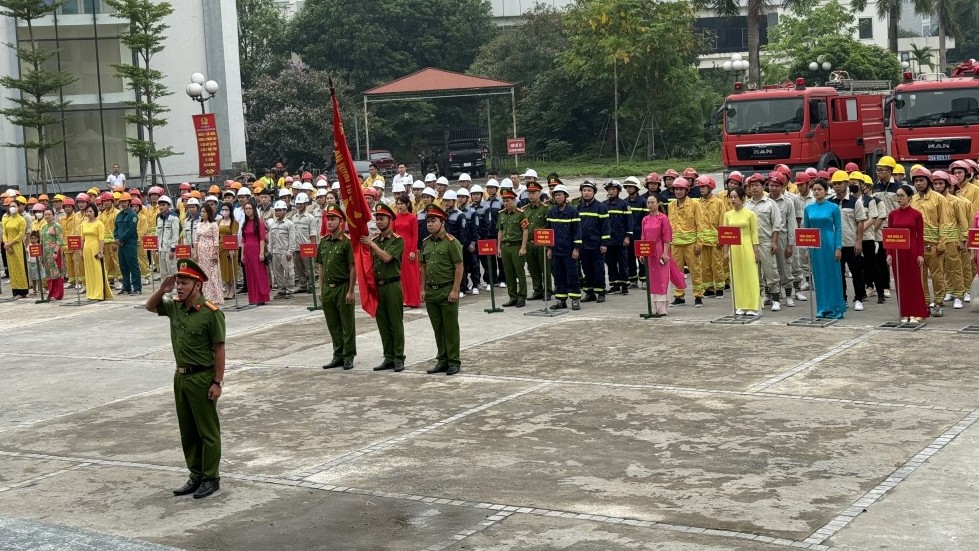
left=106, top=164, right=126, bottom=188
left=391, top=163, right=413, bottom=192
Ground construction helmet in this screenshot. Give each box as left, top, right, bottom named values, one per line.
left=876, top=156, right=896, bottom=169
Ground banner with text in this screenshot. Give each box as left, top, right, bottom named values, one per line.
left=193, top=113, right=220, bottom=178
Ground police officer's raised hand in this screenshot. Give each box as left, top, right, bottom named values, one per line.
left=160, top=275, right=176, bottom=294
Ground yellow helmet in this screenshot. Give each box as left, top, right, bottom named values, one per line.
left=831, top=170, right=850, bottom=183
left=893, top=163, right=906, bottom=175
left=112, top=191, right=122, bottom=200
left=863, top=174, right=873, bottom=185
left=910, top=163, right=925, bottom=172
left=876, top=155, right=896, bottom=169
left=87, top=187, right=100, bottom=196
left=848, top=171, right=864, bottom=181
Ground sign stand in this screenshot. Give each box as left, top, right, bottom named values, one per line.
left=223, top=236, right=254, bottom=312
left=134, top=236, right=158, bottom=308
left=478, top=239, right=503, bottom=314
left=877, top=228, right=924, bottom=331
left=712, top=225, right=758, bottom=325
left=60, top=236, right=94, bottom=307
left=788, top=228, right=837, bottom=327
left=525, top=229, right=565, bottom=317
left=31, top=241, right=48, bottom=304
left=300, top=243, right=322, bottom=312
left=633, top=240, right=658, bottom=319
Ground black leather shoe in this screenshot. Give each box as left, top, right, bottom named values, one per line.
left=620, top=287, right=629, bottom=295
left=671, top=297, right=686, bottom=306
left=581, top=293, right=597, bottom=303
left=193, top=479, right=219, bottom=499
left=322, top=359, right=344, bottom=369
left=571, top=299, right=581, bottom=310
left=427, top=364, right=448, bottom=374
left=596, top=294, right=606, bottom=303
left=877, top=296, right=885, bottom=304
left=342, top=360, right=355, bottom=370
left=501, top=300, right=518, bottom=307
left=393, top=363, right=405, bottom=372
left=373, top=363, right=395, bottom=371
left=529, top=292, right=544, bottom=301
left=549, top=300, right=567, bottom=310
left=715, top=290, right=724, bottom=298
left=516, top=300, right=526, bottom=308
left=704, top=289, right=715, bottom=297
left=445, top=365, right=460, bottom=376
left=173, top=478, right=202, bottom=496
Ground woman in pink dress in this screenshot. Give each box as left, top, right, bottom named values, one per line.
left=394, top=195, right=421, bottom=308
left=194, top=203, right=223, bottom=305
left=241, top=201, right=270, bottom=305
left=639, top=195, right=676, bottom=316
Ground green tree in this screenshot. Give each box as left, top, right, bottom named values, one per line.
left=107, top=0, right=177, bottom=186
left=932, top=0, right=965, bottom=72
left=237, top=0, right=289, bottom=91
left=0, top=0, right=77, bottom=194
left=947, top=0, right=979, bottom=62
left=781, top=36, right=903, bottom=83
left=691, top=0, right=769, bottom=86
left=849, top=0, right=934, bottom=54
left=909, top=42, right=935, bottom=73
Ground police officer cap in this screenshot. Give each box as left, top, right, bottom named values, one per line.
left=580, top=180, right=598, bottom=191
left=324, top=204, right=346, bottom=220
left=176, top=258, right=208, bottom=283
left=526, top=181, right=543, bottom=192
left=374, top=202, right=396, bottom=218
left=501, top=189, right=518, bottom=200
left=426, top=204, right=449, bottom=220
left=274, top=200, right=288, bottom=210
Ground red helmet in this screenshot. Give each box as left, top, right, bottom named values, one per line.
left=794, top=172, right=811, bottom=185
left=805, top=167, right=819, bottom=176
left=930, top=170, right=954, bottom=185
left=682, top=167, right=698, bottom=179
left=844, top=162, right=860, bottom=173
left=645, top=172, right=662, bottom=184
left=695, top=175, right=714, bottom=190
left=130, top=197, right=143, bottom=206
left=950, top=160, right=971, bottom=176
left=767, top=171, right=787, bottom=185
left=966, top=159, right=979, bottom=172
left=63, top=197, right=75, bottom=207
left=746, top=173, right=766, bottom=185
left=827, top=167, right=839, bottom=175
left=671, top=177, right=690, bottom=189
left=911, top=166, right=932, bottom=180
left=302, top=171, right=313, bottom=180
left=726, top=171, right=744, bottom=184
left=816, top=170, right=831, bottom=180
left=148, top=186, right=164, bottom=196
left=100, top=191, right=112, bottom=202
left=179, top=182, right=191, bottom=191
left=775, top=164, right=791, bottom=175
left=663, top=169, right=680, bottom=179
left=128, top=188, right=142, bottom=197
left=75, top=192, right=90, bottom=202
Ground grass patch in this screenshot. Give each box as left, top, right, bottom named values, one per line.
left=494, top=150, right=723, bottom=179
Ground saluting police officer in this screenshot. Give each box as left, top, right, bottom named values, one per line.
left=317, top=205, right=357, bottom=370
left=146, top=258, right=226, bottom=500
left=421, top=204, right=464, bottom=375
left=363, top=203, right=406, bottom=372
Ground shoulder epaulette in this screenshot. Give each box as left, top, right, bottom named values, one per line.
left=445, top=234, right=455, bottom=241
left=204, top=301, right=219, bottom=311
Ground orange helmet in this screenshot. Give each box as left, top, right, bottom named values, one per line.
left=119, top=192, right=132, bottom=201
left=189, top=190, right=203, bottom=199
left=682, top=167, right=698, bottom=179
left=208, top=185, right=220, bottom=194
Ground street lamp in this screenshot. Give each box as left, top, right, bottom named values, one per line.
left=723, top=53, right=750, bottom=86
left=808, top=56, right=833, bottom=82
left=185, top=72, right=219, bottom=114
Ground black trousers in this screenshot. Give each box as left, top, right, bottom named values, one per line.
left=552, top=254, right=581, bottom=299
left=840, top=246, right=866, bottom=301
left=480, top=255, right=504, bottom=285
left=605, top=244, right=628, bottom=287
left=627, top=244, right=639, bottom=282
left=862, top=240, right=888, bottom=298
left=462, top=247, right=480, bottom=292
left=580, top=248, right=606, bottom=295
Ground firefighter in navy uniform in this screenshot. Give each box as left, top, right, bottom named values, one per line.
left=577, top=180, right=611, bottom=303
left=522, top=181, right=552, bottom=300
left=623, top=176, right=646, bottom=288
left=546, top=184, right=582, bottom=310
left=604, top=180, right=634, bottom=295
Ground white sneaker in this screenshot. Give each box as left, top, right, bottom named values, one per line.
left=771, top=301, right=781, bottom=312
left=483, top=283, right=491, bottom=291
left=883, top=289, right=891, bottom=298
left=786, top=297, right=795, bottom=307
left=943, top=293, right=954, bottom=302
left=954, top=298, right=964, bottom=309
left=471, top=288, right=479, bottom=295
left=929, top=302, right=935, bottom=308
left=459, top=292, right=466, bottom=298
left=142, top=277, right=150, bottom=285
left=965, top=292, right=971, bottom=303
left=735, top=309, right=745, bottom=315
left=746, top=310, right=759, bottom=316
left=795, top=292, right=807, bottom=301
left=800, top=281, right=811, bottom=291
left=498, top=282, right=506, bottom=288
left=854, top=300, right=864, bottom=311
left=77, top=286, right=86, bottom=294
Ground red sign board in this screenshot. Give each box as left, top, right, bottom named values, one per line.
left=193, top=113, right=221, bottom=178
left=221, top=235, right=239, bottom=251
left=634, top=240, right=653, bottom=256
left=882, top=228, right=911, bottom=250
left=299, top=243, right=318, bottom=259
left=717, top=226, right=742, bottom=246
left=969, top=229, right=979, bottom=250
left=174, top=244, right=192, bottom=259
left=533, top=228, right=555, bottom=247
left=28, top=244, right=42, bottom=258
left=477, top=239, right=498, bottom=256
left=506, top=137, right=526, bottom=156
left=795, top=228, right=821, bottom=248
left=141, top=235, right=158, bottom=250
left=67, top=235, right=83, bottom=251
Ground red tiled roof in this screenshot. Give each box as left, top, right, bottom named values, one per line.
left=364, top=68, right=513, bottom=96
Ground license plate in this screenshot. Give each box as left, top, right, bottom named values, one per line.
left=928, top=154, right=951, bottom=161
left=463, top=162, right=472, bottom=167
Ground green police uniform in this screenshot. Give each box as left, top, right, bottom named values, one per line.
left=371, top=231, right=405, bottom=367
left=421, top=227, right=464, bottom=372
left=522, top=200, right=552, bottom=298
left=157, top=290, right=226, bottom=482
left=497, top=205, right=527, bottom=303
left=316, top=232, right=356, bottom=363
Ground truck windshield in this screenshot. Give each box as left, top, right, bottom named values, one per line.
left=894, top=89, right=979, bottom=128
left=724, top=98, right=804, bottom=135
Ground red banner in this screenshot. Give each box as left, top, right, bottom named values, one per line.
left=174, top=244, right=192, bottom=259
left=331, top=80, right=377, bottom=317
left=221, top=235, right=239, bottom=251
left=141, top=235, right=158, bottom=251
left=968, top=229, right=979, bottom=250
left=28, top=244, right=42, bottom=258
left=882, top=228, right=911, bottom=250
left=67, top=235, right=83, bottom=251
left=717, top=226, right=741, bottom=246
left=299, top=243, right=318, bottom=259
left=533, top=228, right=554, bottom=247
left=193, top=113, right=220, bottom=178
left=634, top=240, right=653, bottom=256
left=477, top=239, right=498, bottom=256
left=795, top=228, right=821, bottom=248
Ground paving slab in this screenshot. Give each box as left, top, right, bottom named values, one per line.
left=0, top=516, right=181, bottom=551
left=445, top=513, right=791, bottom=551
left=310, top=384, right=959, bottom=540
left=764, top=331, right=979, bottom=409
left=0, top=457, right=80, bottom=488
left=0, top=368, right=533, bottom=478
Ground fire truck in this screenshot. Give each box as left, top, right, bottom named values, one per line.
left=720, top=74, right=890, bottom=174
left=888, top=59, right=979, bottom=168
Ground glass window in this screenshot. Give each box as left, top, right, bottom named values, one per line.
left=895, top=90, right=979, bottom=127
left=101, top=108, right=136, bottom=178
left=63, top=109, right=106, bottom=180
left=724, top=98, right=805, bottom=134
left=858, top=18, right=873, bottom=40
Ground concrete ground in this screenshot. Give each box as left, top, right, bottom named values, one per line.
left=1, top=268, right=978, bottom=551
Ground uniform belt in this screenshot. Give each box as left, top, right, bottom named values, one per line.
left=176, top=365, right=214, bottom=375
left=327, top=279, right=348, bottom=288
left=426, top=281, right=453, bottom=290
left=377, top=276, right=401, bottom=287
left=502, top=240, right=521, bottom=245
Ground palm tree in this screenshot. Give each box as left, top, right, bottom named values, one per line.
left=909, top=42, right=935, bottom=73
left=692, top=0, right=768, bottom=86
left=933, top=0, right=964, bottom=73
left=850, top=0, right=934, bottom=54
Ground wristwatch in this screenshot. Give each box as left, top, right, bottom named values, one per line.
left=212, top=380, right=222, bottom=387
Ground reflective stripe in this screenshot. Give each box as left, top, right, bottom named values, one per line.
left=608, top=210, right=630, bottom=215
left=573, top=239, right=583, bottom=244
left=579, top=212, right=609, bottom=218
left=601, top=235, right=611, bottom=239
left=546, top=217, right=580, bottom=223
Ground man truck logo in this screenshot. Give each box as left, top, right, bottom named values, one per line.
left=735, top=143, right=790, bottom=161
left=753, top=147, right=773, bottom=155
left=926, top=142, right=951, bottom=150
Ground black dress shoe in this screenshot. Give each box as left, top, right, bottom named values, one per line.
left=877, top=296, right=885, bottom=304
left=445, top=365, right=460, bottom=376
left=193, top=479, right=220, bottom=499
left=571, top=299, right=581, bottom=310
left=704, top=289, right=715, bottom=297
left=373, top=363, right=395, bottom=371
left=427, top=364, right=448, bottom=374
left=596, top=294, right=606, bottom=303
left=620, top=287, right=629, bottom=295
left=393, top=363, right=405, bottom=372
left=581, top=293, right=597, bottom=303
left=322, top=359, right=344, bottom=369
left=529, top=292, right=544, bottom=301
left=549, top=300, right=567, bottom=310
left=342, top=360, right=355, bottom=370
left=173, top=478, right=202, bottom=496
left=516, top=300, right=526, bottom=308
left=671, top=297, right=686, bottom=306
left=501, top=299, right=518, bottom=307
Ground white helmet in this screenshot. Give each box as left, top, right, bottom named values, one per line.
left=470, top=184, right=484, bottom=194
left=442, top=190, right=458, bottom=201
left=436, top=176, right=449, bottom=186
left=316, top=180, right=329, bottom=188
left=456, top=188, right=470, bottom=197
left=424, top=173, right=437, bottom=183
left=411, top=180, right=426, bottom=189
left=485, top=179, right=499, bottom=188
left=458, top=173, right=472, bottom=182
left=316, top=188, right=328, bottom=197
left=158, top=195, right=173, bottom=205
left=278, top=188, right=291, bottom=197
left=295, top=193, right=310, bottom=204
left=186, top=198, right=201, bottom=207
left=237, top=188, right=252, bottom=197
left=522, top=168, right=538, bottom=179
left=331, top=182, right=340, bottom=190
left=500, top=178, right=514, bottom=189
left=552, top=185, right=570, bottom=196
left=373, top=180, right=385, bottom=189
left=291, top=181, right=303, bottom=189
left=274, top=200, right=288, bottom=210
left=422, top=187, right=437, bottom=198
left=623, top=176, right=642, bottom=188
left=392, top=182, right=406, bottom=193
left=302, top=182, right=315, bottom=191
left=205, top=195, right=219, bottom=203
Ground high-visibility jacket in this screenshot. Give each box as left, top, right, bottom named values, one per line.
left=910, top=189, right=953, bottom=246
left=546, top=203, right=581, bottom=256
left=604, top=197, right=633, bottom=242
left=576, top=199, right=610, bottom=250
left=668, top=198, right=700, bottom=246
left=946, top=193, right=971, bottom=243
left=98, top=207, right=118, bottom=243
left=696, top=194, right=726, bottom=245
left=957, top=182, right=979, bottom=216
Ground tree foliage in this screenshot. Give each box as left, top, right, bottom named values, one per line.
left=237, top=0, right=289, bottom=91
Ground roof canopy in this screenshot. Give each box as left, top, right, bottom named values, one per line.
left=363, top=68, right=514, bottom=102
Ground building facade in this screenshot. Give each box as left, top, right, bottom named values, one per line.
left=0, top=0, right=246, bottom=194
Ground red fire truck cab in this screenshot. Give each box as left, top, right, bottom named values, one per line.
left=721, top=77, right=888, bottom=174
left=888, top=60, right=979, bottom=168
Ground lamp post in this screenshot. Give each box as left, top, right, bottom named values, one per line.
left=723, top=53, right=750, bottom=87
left=808, top=56, right=833, bottom=82
left=185, top=72, right=219, bottom=115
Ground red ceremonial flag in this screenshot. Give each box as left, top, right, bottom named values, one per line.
left=330, top=79, right=378, bottom=317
